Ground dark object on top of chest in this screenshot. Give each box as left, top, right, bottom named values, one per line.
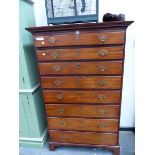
left=102, top=13, right=125, bottom=22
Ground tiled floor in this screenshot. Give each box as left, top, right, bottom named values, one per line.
left=20, top=131, right=135, bottom=155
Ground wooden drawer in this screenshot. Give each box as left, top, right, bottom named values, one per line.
left=43, top=90, right=121, bottom=104
left=49, top=130, right=118, bottom=145
left=41, top=76, right=121, bottom=89
left=45, top=104, right=120, bottom=118
left=36, top=46, right=124, bottom=61
left=39, top=61, right=123, bottom=75
left=47, top=117, right=119, bottom=132
left=34, top=31, right=125, bottom=47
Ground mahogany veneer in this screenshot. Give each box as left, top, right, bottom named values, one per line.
left=45, top=104, right=120, bottom=118
left=34, top=30, right=125, bottom=47
left=36, top=46, right=124, bottom=61
left=41, top=76, right=122, bottom=89
left=43, top=90, right=121, bottom=104
left=26, top=21, right=133, bottom=155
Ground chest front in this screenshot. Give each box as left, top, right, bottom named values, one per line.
left=26, top=21, right=133, bottom=155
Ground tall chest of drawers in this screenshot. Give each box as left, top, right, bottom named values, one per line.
left=26, top=21, right=133, bottom=155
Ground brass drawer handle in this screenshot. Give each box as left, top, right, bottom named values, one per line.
left=98, top=95, right=106, bottom=101
left=98, top=123, right=105, bottom=128
left=48, top=37, right=57, bottom=43
left=56, top=94, right=64, bottom=100
left=98, top=34, right=108, bottom=42
left=51, top=51, right=59, bottom=59
left=57, top=108, right=64, bottom=113
left=58, top=121, right=65, bottom=126
left=98, top=49, right=108, bottom=56
left=97, top=65, right=107, bottom=72
left=54, top=80, right=62, bottom=86
left=52, top=65, right=61, bottom=72
left=98, top=109, right=105, bottom=115
left=98, top=80, right=106, bottom=86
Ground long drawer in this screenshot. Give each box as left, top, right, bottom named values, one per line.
left=49, top=130, right=118, bottom=145
left=45, top=104, right=120, bottom=118
left=41, top=76, right=121, bottom=89
left=34, top=31, right=125, bottom=47
left=43, top=90, right=121, bottom=104
left=47, top=117, right=119, bottom=132
left=36, top=46, right=124, bottom=61
left=39, top=61, right=123, bottom=75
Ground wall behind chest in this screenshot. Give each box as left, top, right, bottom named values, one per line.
left=33, top=0, right=135, bottom=128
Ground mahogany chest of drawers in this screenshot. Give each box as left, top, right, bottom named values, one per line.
left=26, top=21, right=133, bottom=155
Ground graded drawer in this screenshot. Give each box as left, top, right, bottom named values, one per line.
left=34, top=31, right=125, bottom=47
left=49, top=130, right=118, bottom=145
left=47, top=117, right=119, bottom=132
left=36, top=46, right=124, bottom=61
left=39, top=61, right=123, bottom=75
left=43, top=90, right=121, bottom=104
left=45, top=104, right=120, bottom=118
left=41, top=76, right=121, bottom=89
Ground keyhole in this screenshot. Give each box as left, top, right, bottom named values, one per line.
left=76, top=63, right=81, bottom=69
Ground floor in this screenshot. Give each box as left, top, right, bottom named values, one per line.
left=20, top=131, right=135, bottom=155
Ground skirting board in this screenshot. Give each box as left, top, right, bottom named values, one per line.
left=19, top=83, right=40, bottom=94
left=19, top=128, right=48, bottom=149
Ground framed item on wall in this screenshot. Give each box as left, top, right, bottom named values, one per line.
left=45, top=0, right=99, bottom=25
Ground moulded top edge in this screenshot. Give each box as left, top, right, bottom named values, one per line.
left=26, top=21, right=134, bottom=34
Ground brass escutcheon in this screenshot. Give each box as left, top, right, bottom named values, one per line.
left=98, top=49, right=108, bottom=56
left=76, top=77, right=81, bottom=84
left=98, top=94, right=106, bottom=101
left=52, top=65, right=61, bottom=72
left=76, top=49, right=80, bottom=56
left=76, top=63, right=81, bottom=69
left=54, top=80, right=62, bottom=86
left=75, top=30, right=80, bottom=40
left=79, top=106, right=83, bottom=111
left=98, top=123, right=105, bottom=128
left=98, top=109, right=105, bottom=115
left=97, top=65, right=107, bottom=72
left=56, top=93, right=64, bottom=100
left=48, top=36, right=57, bottom=43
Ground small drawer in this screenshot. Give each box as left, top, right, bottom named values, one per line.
left=36, top=46, right=124, bottom=61
left=43, top=90, right=121, bottom=104
left=39, top=61, right=123, bottom=75
left=34, top=30, right=125, bottom=47
left=41, top=76, right=122, bottom=89
left=47, top=117, right=119, bottom=132
left=49, top=130, right=118, bottom=145
left=45, top=104, right=120, bottom=118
